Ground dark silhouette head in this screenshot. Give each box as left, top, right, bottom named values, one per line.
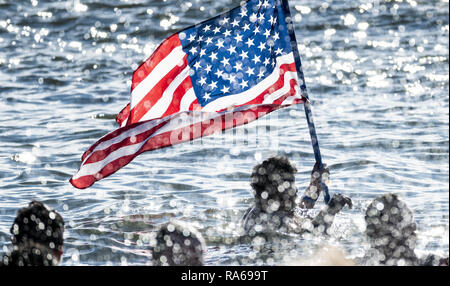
left=152, top=220, right=205, bottom=266
left=10, top=200, right=65, bottom=261
left=365, top=193, right=417, bottom=264
left=250, top=156, right=298, bottom=214
left=1, top=243, right=59, bottom=266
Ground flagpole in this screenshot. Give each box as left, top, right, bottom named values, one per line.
left=281, top=0, right=331, bottom=204
left=303, top=102, right=330, bottom=203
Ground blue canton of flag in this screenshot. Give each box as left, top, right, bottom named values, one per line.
left=179, top=0, right=307, bottom=107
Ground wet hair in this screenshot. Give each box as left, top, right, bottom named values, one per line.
left=250, top=156, right=298, bottom=213
left=364, top=193, right=417, bottom=264
left=152, top=221, right=206, bottom=266
left=1, top=243, right=59, bottom=266
left=10, top=200, right=65, bottom=255
left=365, top=193, right=416, bottom=239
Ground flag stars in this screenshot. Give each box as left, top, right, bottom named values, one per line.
left=215, top=69, right=224, bottom=78
left=257, top=69, right=265, bottom=79
left=246, top=67, right=255, bottom=76
left=208, top=81, right=218, bottom=90
left=258, top=14, right=265, bottom=22
left=221, top=57, right=230, bottom=67
left=227, top=73, right=237, bottom=84
left=203, top=92, right=211, bottom=101
left=240, top=79, right=248, bottom=89
left=239, top=8, right=247, bottom=18
left=189, top=46, right=198, bottom=54
left=246, top=38, right=255, bottom=47
left=273, top=32, right=280, bottom=41
left=198, top=76, right=207, bottom=86
left=234, top=34, right=243, bottom=43
left=234, top=62, right=243, bottom=72
left=216, top=39, right=225, bottom=49
left=269, top=16, right=276, bottom=25
left=193, top=61, right=202, bottom=70
left=257, top=42, right=266, bottom=51
left=209, top=51, right=218, bottom=61
left=220, top=17, right=230, bottom=25
left=227, top=45, right=237, bottom=55
left=252, top=55, right=261, bottom=64
left=180, top=3, right=291, bottom=102
left=239, top=50, right=249, bottom=60
left=221, top=86, right=230, bottom=93
left=262, top=0, right=271, bottom=8
left=188, top=34, right=196, bottom=42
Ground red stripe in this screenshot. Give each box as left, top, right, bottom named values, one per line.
left=84, top=121, right=169, bottom=165
left=128, top=54, right=189, bottom=124
left=188, top=99, right=200, bottom=111
left=70, top=104, right=286, bottom=189
left=161, top=77, right=193, bottom=118
left=80, top=117, right=160, bottom=163
left=233, top=62, right=298, bottom=108
left=115, top=103, right=130, bottom=127
left=272, top=79, right=299, bottom=104
left=131, top=34, right=181, bottom=91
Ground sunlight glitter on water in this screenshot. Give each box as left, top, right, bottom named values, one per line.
left=0, top=0, right=448, bottom=266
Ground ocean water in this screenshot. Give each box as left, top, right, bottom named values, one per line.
left=0, top=0, right=448, bottom=266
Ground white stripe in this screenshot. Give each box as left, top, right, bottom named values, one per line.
left=73, top=139, right=149, bottom=180
left=120, top=117, right=128, bottom=127
left=261, top=71, right=298, bottom=104
left=201, top=53, right=295, bottom=112
left=81, top=117, right=166, bottom=165
left=179, top=88, right=196, bottom=111
left=281, top=86, right=302, bottom=105
left=150, top=111, right=220, bottom=137
left=139, top=65, right=191, bottom=122
left=131, top=46, right=185, bottom=109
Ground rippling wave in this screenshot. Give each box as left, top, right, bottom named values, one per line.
left=0, top=0, right=448, bottom=265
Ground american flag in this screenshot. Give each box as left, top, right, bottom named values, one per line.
left=70, top=0, right=308, bottom=189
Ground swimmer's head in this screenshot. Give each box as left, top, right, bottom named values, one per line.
left=152, top=220, right=206, bottom=266
left=2, top=242, right=59, bottom=266
left=251, top=156, right=298, bottom=213
left=365, top=193, right=417, bottom=252
left=10, top=200, right=65, bottom=261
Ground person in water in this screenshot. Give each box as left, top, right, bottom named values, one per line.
left=152, top=220, right=206, bottom=266
left=1, top=242, right=59, bottom=266
left=1, top=200, right=65, bottom=266
left=361, top=193, right=448, bottom=266
left=242, top=156, right=352, bottom=236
